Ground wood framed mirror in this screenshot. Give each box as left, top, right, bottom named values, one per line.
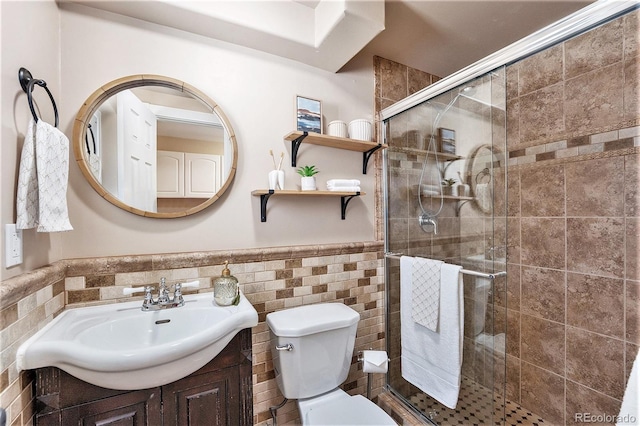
left=72, top=75, right=237, bottom=218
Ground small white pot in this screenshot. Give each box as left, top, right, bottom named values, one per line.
left=301, top=176, right=317, bottom=191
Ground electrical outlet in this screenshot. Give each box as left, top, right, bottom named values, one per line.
left=5, top=224, right=23, bottom=267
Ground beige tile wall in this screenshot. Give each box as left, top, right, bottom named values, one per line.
left=0, top=242, right=386, bottom=426
left=504, top=9, right=639, bottom=425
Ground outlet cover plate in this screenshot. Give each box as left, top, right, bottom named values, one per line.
left=5, top=224, right=23, bottom=267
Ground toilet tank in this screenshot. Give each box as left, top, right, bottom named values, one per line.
left=266, top=303, right=360, bottom=399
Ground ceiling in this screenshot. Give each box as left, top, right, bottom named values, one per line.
left=361, top=0, right=595, bottom=77
left=65, top=0, right=595, bottom=77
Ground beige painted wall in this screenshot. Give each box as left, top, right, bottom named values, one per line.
left=2, top=2, right=378, bottom=279
left=1, top=0, right=62, bottom=280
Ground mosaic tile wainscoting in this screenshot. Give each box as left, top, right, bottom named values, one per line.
left=0, top=242, right=387, bottom=426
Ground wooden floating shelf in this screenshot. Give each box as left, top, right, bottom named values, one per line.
left=389, top=147, right=463, bottom=161
left=284, top=131, right=387, bottom=174
left=251, top=190, right=365, bottom=196
left=251, top=189, right=365, bottom=222
left=284, top=131, right=387, bottom=152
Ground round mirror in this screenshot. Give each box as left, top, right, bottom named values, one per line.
left=466, top=143, right=500, bottom=214
left=72, top=75, right=237, bottom=218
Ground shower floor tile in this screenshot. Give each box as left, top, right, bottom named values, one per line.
left=408, top=377, right=545, bottom=426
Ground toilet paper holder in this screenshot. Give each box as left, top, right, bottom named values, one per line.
left=357, top=350, right=390, bottom=400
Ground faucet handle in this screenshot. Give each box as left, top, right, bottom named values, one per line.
left=179, top=280, right=200, bottom=289
left=123, top=286, right=147, bottom=296
left=173, top=280, right=199, bottom=298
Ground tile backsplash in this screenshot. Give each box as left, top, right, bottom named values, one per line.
left=0, top=242, right=385, bottom=426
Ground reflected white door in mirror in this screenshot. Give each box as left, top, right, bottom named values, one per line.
left=72, top=75, right=238, bottom=218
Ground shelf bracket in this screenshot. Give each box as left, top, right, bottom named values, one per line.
left=290, top=132, right=308, bottom=167
left=455, top=199, right=470, bottom=217
left=340, top=192, right=360, bottom=220
left=362, top=144, right=384, bottom=174
left=259, top=190, right=275, bottom=222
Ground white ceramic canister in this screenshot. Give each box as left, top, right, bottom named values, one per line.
left=327, top=120, right=348, bottom=138
left=348, top=119, right=372, bottom=141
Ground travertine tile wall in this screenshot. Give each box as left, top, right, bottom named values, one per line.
left=375, top=9, right=639, bottom=425
left=504, top=10, right=639, bottom=425
left=0, top=242, right=386, bottom=426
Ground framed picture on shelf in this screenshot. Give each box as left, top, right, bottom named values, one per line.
left=438, top=127, right=456, bottom=154
left=296, top=95, right=322, bottom=134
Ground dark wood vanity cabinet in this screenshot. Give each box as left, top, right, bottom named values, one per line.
left=34, top=328, right=253, bottom=426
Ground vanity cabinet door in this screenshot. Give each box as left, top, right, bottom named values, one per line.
left=37, top=389, right=161, bottom=426
left=162, top=366, right=239, bottom=426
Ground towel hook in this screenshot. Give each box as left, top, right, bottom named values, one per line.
left=18, top=67, right=59, bottom=128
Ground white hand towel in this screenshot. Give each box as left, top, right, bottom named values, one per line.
left=326, top=179, right=361, bottom=187
left=17, top=119, right=39, bottom=230
left=327, top=185, right=361, bottom=192
left=475, top=183, right=492, bottom=212
left=17, top=119, right=73, bottom=232
left=401, top=256, right=463, bottom=409
left=88, top=153, right=102, bottom=182
left=411, top=257, right=443, bottom=332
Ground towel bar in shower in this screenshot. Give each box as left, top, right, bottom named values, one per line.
left=384, top=252, right=506, bottom=280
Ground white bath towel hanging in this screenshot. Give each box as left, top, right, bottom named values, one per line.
left=401, top=256, right=463, bottom=409
left=17, top=118, right=73, bottom=232
left=411, top=257, right=443, bottom=332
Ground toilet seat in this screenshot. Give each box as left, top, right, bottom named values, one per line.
left=298, top=389, right=397, bottom=425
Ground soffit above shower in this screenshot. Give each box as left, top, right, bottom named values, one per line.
left=58, top=0, right=594, bottom=76
left=57, top=0, right=386, bottom=73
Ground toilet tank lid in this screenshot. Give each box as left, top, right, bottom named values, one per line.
left=266, top=303, right=360, bottom=337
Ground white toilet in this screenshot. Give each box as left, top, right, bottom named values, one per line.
left=266, top=303, right=397, bottom=425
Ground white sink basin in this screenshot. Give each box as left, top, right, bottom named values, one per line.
left=17, top=292, right=258, bottom=390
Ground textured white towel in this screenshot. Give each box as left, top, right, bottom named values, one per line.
left=326, top=179, right=361, bottom=187
left=475, top=183, right=492, bottom=211
left=401, top=256, right=463, bottom=409
left=17, top=120, right=39, bottom=230
left=412, top=257, right=443, bottom=332
left=327, top=185, right=361, bottom=192
left=17, top=119, right=73, bottom=232
left=88, top=153, right=101, bottom=182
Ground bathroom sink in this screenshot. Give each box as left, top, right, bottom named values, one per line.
left=17, top=292, right=258, bottom=390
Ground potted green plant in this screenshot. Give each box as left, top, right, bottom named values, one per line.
left=441, top=178, right=457, bottom=196
left=297, top=165, right=319, bottom=191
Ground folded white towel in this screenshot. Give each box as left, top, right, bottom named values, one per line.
left=401, top=256, right=463, bottom=409
left=327, top=186, right=360, bottom=192
left=412, top=257, right=443, bottom=332
left=326, top=179, right=361, bottom=187
left=421, top=184, right=440, bottom=191
left=17, top=119, right=73, bottom=232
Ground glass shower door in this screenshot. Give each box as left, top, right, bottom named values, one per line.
left=383, top=68, right=508, bottom=425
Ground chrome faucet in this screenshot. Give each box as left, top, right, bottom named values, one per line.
left=123, top=278, right=200, bottom=311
